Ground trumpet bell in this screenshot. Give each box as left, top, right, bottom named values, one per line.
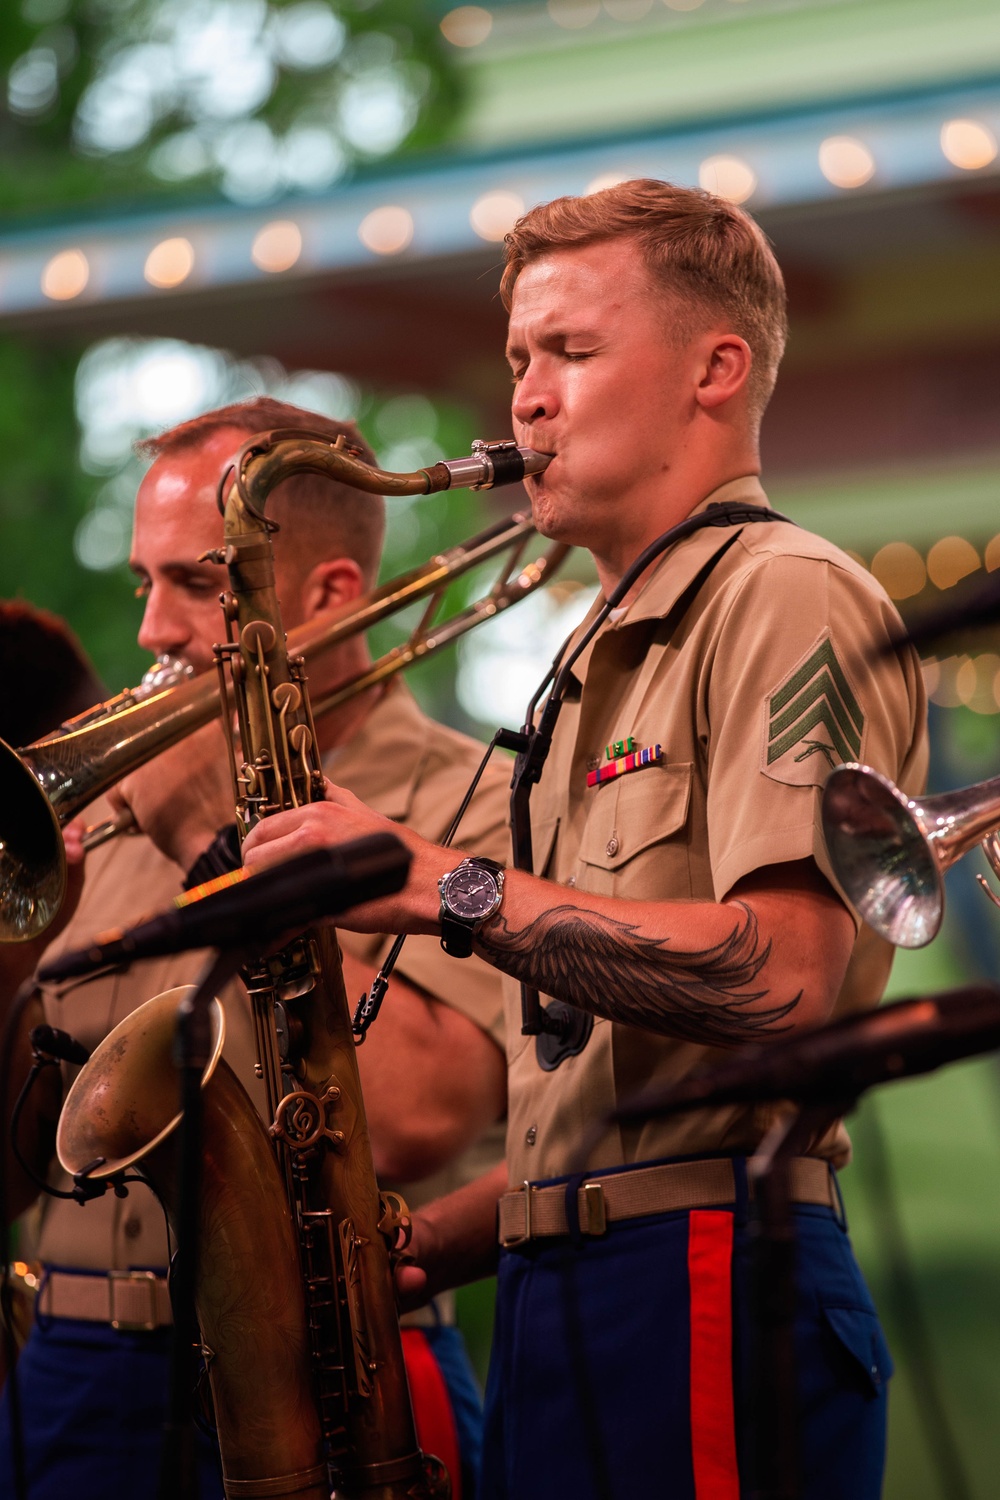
left=821, top=764, right=944, bottom=949
left=0, top=737, right=66, bottom=943
left=57, top=986, right=226, bottom=1179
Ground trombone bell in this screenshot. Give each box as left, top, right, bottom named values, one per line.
left=821, top=764, right=945, bottom=949
left=0, top=737, right=67, bottom=943
left=822, top=762, right=1000, bottom=949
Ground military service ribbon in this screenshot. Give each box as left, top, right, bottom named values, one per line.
left=587, top=742, right=663, bottom=788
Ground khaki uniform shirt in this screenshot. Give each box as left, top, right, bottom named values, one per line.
left=33, top=679, right=509, bottom=1273
left=504, top=477, right=928, bottom=1186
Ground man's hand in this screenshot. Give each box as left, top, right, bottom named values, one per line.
left=242, top=780, right=452, bottom=934
left=393, top=1163, right=507, bottom=1311
left=108, top=720, right=235, bottom=874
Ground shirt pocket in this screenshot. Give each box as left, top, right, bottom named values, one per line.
left=577, top=761, right=693, bottom=899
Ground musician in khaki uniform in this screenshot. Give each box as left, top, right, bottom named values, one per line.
left=0, top=399, right=508, bottom=1500
left=242, top=183, right=929, bottom=1499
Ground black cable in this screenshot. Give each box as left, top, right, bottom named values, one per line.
left=851, top=1098, right=972, bottom=1500
left=353, top=727, right=513, bottom=1038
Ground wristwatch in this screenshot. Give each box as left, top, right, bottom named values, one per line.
left=437, top=857, right=505, bottom=958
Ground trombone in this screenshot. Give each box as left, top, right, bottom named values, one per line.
left=821, top=762, right=1000, bottom=949
left=0, top=433, right=562, bottom=943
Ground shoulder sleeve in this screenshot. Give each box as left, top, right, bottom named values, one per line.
left=704, top=551, right=928, bottom=912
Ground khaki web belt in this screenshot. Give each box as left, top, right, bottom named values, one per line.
left=499, top=1155, right=836, bottom=1248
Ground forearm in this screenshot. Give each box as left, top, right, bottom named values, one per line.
left=241, top=795, right=854, bottom=1047
left=471, top=861, right=852, bottom=1046
left=406, top=1162, right=508, bottom=1303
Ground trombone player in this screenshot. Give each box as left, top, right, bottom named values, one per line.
left=0, top=397, right=509, bottom=1500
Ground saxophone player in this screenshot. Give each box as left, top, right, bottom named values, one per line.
left=241, top=182, right=929, bottom=1499
left=0, top=398, right=508, bottom=1500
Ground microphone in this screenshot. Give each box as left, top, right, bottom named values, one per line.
left=30, top=1024, right=90, bottom=1065
left=39, top=833, right=411, bottom=982
left=611, top=985, right=1000, bottom=1125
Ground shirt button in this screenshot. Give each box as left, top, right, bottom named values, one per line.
left=566, top=875, right=576, bottom=888
left=606, top=835, right=619, bottom=857
left=525, top=1124, right=537, bottom=1146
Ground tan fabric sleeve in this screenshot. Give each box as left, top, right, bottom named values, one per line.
left=704, top=552, right=927, bottom=911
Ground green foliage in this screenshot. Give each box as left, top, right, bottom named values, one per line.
left=0, top=336, right=146, bottom=695
left=0, top=0, right=465, bottom=219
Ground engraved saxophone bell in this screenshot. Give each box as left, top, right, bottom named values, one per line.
left=821, top=762, right=1000, bottom=948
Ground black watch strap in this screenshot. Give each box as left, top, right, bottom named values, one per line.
left=440, top=912, right=476, bottom=960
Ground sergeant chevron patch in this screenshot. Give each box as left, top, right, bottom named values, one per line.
left=763, top=634, right=864, bottom=788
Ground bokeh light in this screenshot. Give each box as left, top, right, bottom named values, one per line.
left=358, top=205, right=414, bottom=256
left=470, top=190, right=525, bottom=242
left=926, top=535, right=980, bottom=590
left=870, top=541, right=926, bottom=600
left=699, top=155, right=757, bottom=204
left=440, top=6, right=494, bottom=46
left=144, top=237, right=195, bottom=289
left=41, top=248, right=90, bottom=300
left=940, top=118, right=998, bottom=171
left=252, top=220, right=303, bottom=273
left=819, top=136, right=876, bottom=189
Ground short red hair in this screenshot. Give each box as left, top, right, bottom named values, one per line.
left=501, top=178, right=787, bottom=420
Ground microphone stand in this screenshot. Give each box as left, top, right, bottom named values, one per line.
left=746, top=1100, right=847, bottom=1500
left=158, top=946, right=244, bottom=1500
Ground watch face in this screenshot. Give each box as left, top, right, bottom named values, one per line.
left=445, top=866, right=500, bottom=920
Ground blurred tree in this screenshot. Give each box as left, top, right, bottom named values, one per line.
left=0, top=0, right=464, bottom=216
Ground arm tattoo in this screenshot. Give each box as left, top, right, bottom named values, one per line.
left=476, top=901, right=800, bottom=1046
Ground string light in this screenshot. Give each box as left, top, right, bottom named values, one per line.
left=358, top=205, right=414, bottom=256
left=41, top=248, right=89, bottom=300
left=926, top=536, right=980, bottom=590
left=940, top=118, right=998, bottom=171
left=440, top=6, right=493, bottom=46
left=698, top=155, right=756, bottom=204
left=870, top=541, right=925, bottom=601
left=819, top=136, right=875, bottom=189
left=470, top=190, right=525, bottom=242
left=252, top=221, right=302, bottom=273
left=144, top=237, right=194, bottom=289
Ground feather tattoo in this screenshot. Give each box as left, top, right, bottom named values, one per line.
left=477, top=900, right=800, bottom=1046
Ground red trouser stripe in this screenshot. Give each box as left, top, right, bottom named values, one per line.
left=688, top=1209, right=740, bottom=1500
left=400, top=1327, right=462, bottom=1500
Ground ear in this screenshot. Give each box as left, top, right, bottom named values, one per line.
left=299, top=557, right=366, bottom=620
left=695, top=334, right=753, bottom=411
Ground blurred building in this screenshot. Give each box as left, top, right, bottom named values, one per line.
left=3, top=3, right=1000, bottom=625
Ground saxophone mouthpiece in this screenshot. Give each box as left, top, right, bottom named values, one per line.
left=439, top=440, right=553, bottom=492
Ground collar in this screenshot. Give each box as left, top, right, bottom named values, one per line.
left=322, top=677, right=428, bottom=822
left=564, top=474, right=770, bottom=687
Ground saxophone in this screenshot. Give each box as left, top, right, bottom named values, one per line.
left=58, top=432, right=456, bottom=1499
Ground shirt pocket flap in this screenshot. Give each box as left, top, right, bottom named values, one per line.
left=822, top=1304, right=894, bottom=1394
left=579, top=762, right=693, bottom=871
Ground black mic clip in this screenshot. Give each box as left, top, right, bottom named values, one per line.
left=70, top=1157, right=129, bottom=1205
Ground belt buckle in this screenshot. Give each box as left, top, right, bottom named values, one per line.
left=109, top=1270, right=161, bottom=1332
left=579, top=1181, right=607, bottom=1236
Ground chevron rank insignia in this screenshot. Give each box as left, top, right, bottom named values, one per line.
left=763, top=635, right=863, bottom=788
